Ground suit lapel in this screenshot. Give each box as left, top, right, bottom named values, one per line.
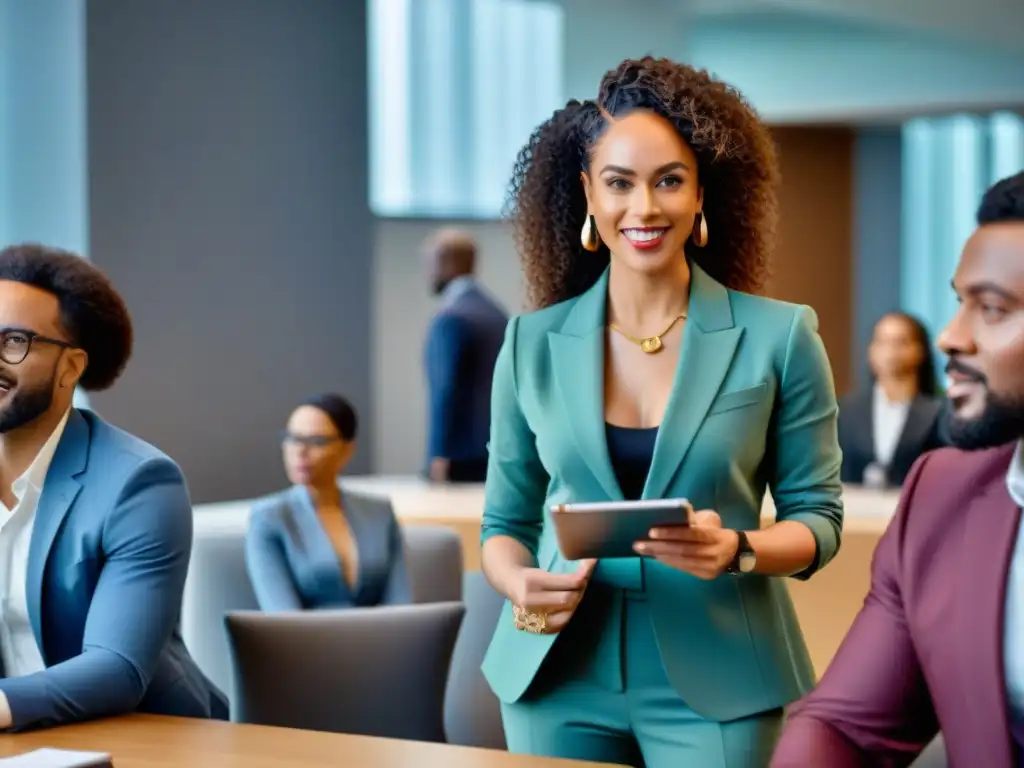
left=891, top=396, right=939, bottom=467
left=338, top=488, right=371, bottom=594
left=293, top=485, right=357, bottom=599
left=27, top=410, right=87, bottom=649
left=643, top=264, right=741, bottom=500
left=956, top=463, right=1018, bottom=766
left=549, top=269, right=622, bottom=501
left=847, top=390, right=875, bottom=460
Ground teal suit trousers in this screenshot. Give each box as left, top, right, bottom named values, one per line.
left=501, top=560, right=783, bottom=767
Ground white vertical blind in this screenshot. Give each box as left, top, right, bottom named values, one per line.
left=992, top=111, right=1024, bottom=181
left=900, top=119, right=936, bottom=330
left=418, top=0, right=459, bottom=212
left=367, top=0, right=412, bottom=215
left=368, top=0, right=564, bottom=218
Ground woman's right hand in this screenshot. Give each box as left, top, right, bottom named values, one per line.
left=507, top=558, right=597, bottom=634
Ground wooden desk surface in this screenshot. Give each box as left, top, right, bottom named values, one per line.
left=341, top=476, right=902, bottom=532
left=0, top=715, right=623, bottom=767
left=191, top=477, right=900, bottom=573
left=194, top=476, right=901, bottom=532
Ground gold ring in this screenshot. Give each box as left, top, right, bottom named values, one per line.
left=512, top=604, right=546, bottom=634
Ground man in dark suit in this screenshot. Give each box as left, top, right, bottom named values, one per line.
left=772, top=171, right=1024, bottom=767
left=423, top=230, right=507, bottom=483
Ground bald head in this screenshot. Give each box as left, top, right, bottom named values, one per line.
left=425, top=229, right=477, bottom=295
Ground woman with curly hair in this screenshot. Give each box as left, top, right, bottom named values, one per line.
left=478, top=57, right=843, bottom=766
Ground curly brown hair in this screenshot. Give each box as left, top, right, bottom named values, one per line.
left=506, top=57, right=780, bottom=310
left=0, top=243, right=133, bottom=391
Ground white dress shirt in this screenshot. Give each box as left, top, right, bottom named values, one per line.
left=871, top=384, right=911, bottom=468
left=1002, top=441, right=1024, bottom=727
left=440, top=275, right=476, bottom=309
left=0, top=409, right=71, bottom=677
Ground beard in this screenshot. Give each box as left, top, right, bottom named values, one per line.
left=947, top=390, right=1024, bottom=451
left=0, top=373, right=56, bottom=434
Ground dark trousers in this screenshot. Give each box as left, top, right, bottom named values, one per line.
left=447, top=457, right=488, bottom=483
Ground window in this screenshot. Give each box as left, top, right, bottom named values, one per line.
left=368, top=0, right=564, bottom=219
left=900, top=111, right=1024, bottom=341
left=991, top=111, right=1024, bottom=181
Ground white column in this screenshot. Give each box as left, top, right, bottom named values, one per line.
left=0, top=0, right=88, bottom=254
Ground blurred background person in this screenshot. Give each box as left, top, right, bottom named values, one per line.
left=838, top=311, right=948, bottom=488
left=423, top=229, right=507, bottom=483
left=245, top=394, right=411, bottom=612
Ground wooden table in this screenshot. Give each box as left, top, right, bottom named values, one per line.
left=342, top=476, right=489, bottom=571
left=0, top=714, right=623, bottom=767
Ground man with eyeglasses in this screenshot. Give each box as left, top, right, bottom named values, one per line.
left=0, top=243, right=227, bottom=730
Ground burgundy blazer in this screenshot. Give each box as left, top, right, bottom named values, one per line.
left=772, top=443, right=1023, bottom=768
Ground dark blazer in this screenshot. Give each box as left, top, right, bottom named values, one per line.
left=772, top=444, right=1023, bottom=768
left=838, top=389, right=948, bottom=486
left=245, top=485, right=412, bottom=612
left=0, top=409, right=227, bottom=731
left=425, top=282, right=507, bottom=476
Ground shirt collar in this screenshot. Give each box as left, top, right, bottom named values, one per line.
left=1007, top=441, right=1024, bottom=508
left=874, top=382, right=912, bottom=408
left=11, top=408, right=72, bottom=500
left=441, top=275, right=475, bottom=307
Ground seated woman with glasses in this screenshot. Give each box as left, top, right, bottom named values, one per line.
left=244, top=394, right=412, bottom=611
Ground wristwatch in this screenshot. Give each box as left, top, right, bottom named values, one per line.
left=725, top=531, right=756, bottom=575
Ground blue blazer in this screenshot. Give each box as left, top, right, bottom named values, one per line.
left=480, top=263, right=844, bottom=722
left=425, top=284, right=508, bottom=464
left=0, top=409, right=228, bottom=730
left=245, top=485, right=412, bottom=611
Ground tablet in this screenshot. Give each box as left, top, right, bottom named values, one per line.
left=549, top=498, right=693, bottom=560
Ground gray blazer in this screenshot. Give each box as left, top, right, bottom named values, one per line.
left=838, top=390, right=949, bottom=487
left=244, top=485, right=412, bottom=612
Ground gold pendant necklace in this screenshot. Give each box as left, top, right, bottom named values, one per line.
left=608, top=313, right=687, bottom=354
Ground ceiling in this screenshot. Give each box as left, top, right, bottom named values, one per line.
left=691, top=0, right=1024, bottom=52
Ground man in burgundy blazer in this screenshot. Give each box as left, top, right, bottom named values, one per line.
left=773, top=171, right=1024, bottom=767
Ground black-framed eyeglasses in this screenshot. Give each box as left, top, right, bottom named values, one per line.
left=0, top=328, right=74, bottom=366
left=280, top=431, right=341, bottom=448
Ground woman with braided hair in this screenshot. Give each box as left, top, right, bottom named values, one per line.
left=477, top=57, right=843, bottom=766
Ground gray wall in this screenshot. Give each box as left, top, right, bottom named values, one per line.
left=86, top=0, right=373, bottom=503
left=852, top=126, right=904, bottom=390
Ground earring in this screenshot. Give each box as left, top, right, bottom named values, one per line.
left=581, top=215, right=600, bottom=252
left=692, top=212, right=708, bottom=247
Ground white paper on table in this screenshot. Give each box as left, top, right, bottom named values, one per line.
left=0, top=747, right=112, bottom=767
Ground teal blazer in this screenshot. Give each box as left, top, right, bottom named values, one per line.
left=480, top=263, right=843, bottom=722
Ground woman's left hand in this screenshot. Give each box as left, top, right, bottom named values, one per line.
left=633, top=510, right=740, bottom=580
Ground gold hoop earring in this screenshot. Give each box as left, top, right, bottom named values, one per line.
left=692, top=212, right=708, bottom=247
left=581, top=215, right=600, bottom=252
